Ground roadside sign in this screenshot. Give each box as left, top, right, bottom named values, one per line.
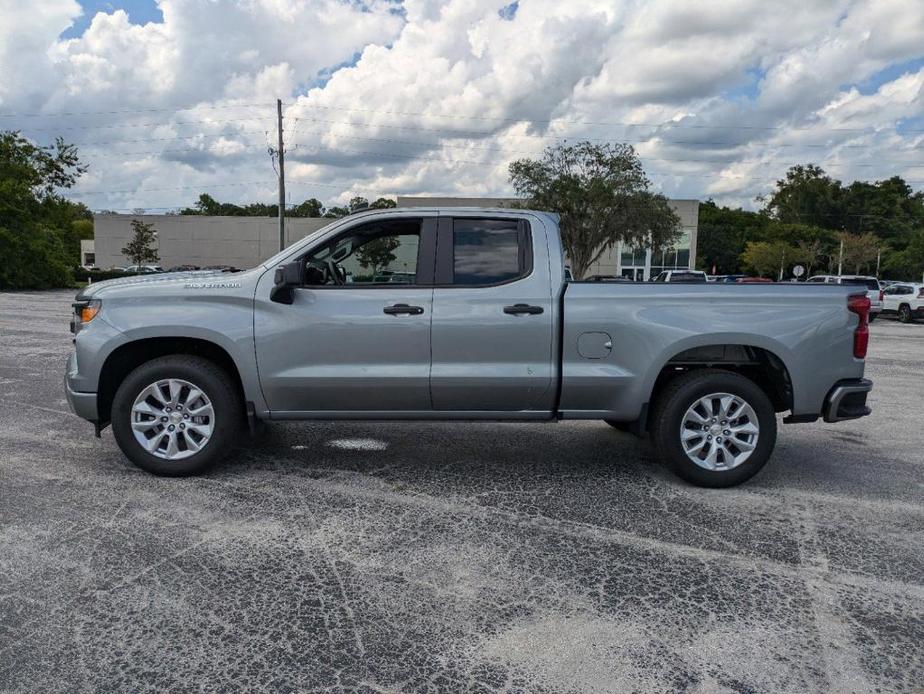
left=792, top=265, right=805, bottom=278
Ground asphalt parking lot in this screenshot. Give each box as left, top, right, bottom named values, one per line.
left=1, top=290, right=922, bottom=693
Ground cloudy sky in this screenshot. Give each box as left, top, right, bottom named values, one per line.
left=1, top=0, right=922, bottom=212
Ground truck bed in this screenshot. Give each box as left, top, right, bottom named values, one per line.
left=559, top=282, right=865, bottom=421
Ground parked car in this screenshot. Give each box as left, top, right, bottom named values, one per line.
left=200, top=265, right=240, bottom=272
left=805, top=275, right=883, bottom=320
left=709, top=274, right=748, bottom=283
left=881, top=282, right=924, bottom=323
left=736, top=277, right=773, bottom=283
left=584, top=275, right=633, bottom=282
left=66, top=208, right=873, bottom=488
left=651, top=269, right=708, bottom=283
left=122, top=265, right=164, bottom=274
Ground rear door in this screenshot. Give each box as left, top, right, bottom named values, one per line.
left=429, top=214, right=555, bottom=412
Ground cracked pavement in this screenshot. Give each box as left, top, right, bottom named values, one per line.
left=1, top=290, right=923, bottom=693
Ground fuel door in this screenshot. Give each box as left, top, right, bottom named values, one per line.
left=577, top=331, right=613, bottom=360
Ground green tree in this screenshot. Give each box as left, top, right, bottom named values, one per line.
left=836, top=231, right=881, bottom=275
left=288, top=198, right=324, bottom=217
left=323, top=205, right=351, bottom=218
left=179, top=194, right=392, bottom=219
left=509, top=141, right=681, bottom=279
left=796, top=238, right=824, bottom=276
left=761, top=164, right=844, bottom=227
left=740, top=240, right=801, bottom=278
left=882, top=229, right=924, bottom=280
left=121, top=219, right=160, bottom=266
left=356, top=236, right=400, bottom=279
left=841, top=177, right=924, bottom=244
left=345, top=196, right=396, bottom=212
left=0, top=131, right=87, bottom=289
left=696, top=200, right=771, bottom=273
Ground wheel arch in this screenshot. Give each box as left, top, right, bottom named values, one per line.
left=642, top=340, right=795, bottom=431
left=97, top=337, right=247, bottom=427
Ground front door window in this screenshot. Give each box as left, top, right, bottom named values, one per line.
left=304, top=220, right=422, bottom=286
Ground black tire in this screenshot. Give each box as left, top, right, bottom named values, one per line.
left=868, top=312, right=877, bottom=323
left=898, top=304, right=913, bottom=323
left=111, top=355, right=243, bottom=476
left=650, top=369, right=777, bottom=488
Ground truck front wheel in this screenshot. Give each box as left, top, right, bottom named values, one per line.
left=650, top=369, right=777, bottom=488
left=111, top=355, right=243, bottom=476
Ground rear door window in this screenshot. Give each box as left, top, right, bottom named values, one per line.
left=449, top=218, right=530, bottom=286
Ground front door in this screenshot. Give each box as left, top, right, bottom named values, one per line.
left=429, top=215, right=555, bottom=412
left=254, top=217, right=436, bottom=413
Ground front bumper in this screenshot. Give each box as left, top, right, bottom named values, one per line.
left=65, top=352, right=98, bottom=421
left=822, top=378, right=872, bottom=422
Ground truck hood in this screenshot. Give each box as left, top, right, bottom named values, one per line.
left=76, top=269, right=260, bottom=300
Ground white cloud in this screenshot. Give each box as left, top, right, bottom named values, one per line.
left=0, top=0, right=922, bottom=211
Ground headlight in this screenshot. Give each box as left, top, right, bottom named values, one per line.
left=71, top=299, right=101, bottom=334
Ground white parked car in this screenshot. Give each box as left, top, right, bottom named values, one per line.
left=881, top=283, right=924, bottom=323
left=805, top=275, right=883, bottom=320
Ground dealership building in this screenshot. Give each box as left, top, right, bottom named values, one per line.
left=89, top=197, right=698, bottom=280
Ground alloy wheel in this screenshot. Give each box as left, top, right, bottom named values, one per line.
left=679, top=392, right=759, bottom=471
left=131, top=378, right=214, bottom=460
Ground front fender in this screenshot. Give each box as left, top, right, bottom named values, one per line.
left=96, top=296, right=265, bottom=412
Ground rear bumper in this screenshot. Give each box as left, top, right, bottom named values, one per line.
left=822, top=378, right=872, bottom=422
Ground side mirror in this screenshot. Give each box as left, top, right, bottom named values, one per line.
left=270, top=260, right=306, bottom=304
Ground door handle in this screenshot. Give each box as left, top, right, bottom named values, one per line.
left=503, top=303, right=544, bottom=315
left=383, top=303, right=424, bottom=315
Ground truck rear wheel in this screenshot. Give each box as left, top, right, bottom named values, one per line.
left=650, top=369, right=776, bottom=488
left=111, top=355, right=242, bottom=476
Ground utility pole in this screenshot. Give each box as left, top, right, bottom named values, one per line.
left=875, top=249, right=881, bottom=278
left=277, top=98, right=286, bottom=252
left=837, top=238, right=844, bottom=276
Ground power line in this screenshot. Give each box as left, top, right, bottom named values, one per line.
left=286, top=102, right=924, bottom=133
left=287, top=115, right=924, bottom=148
left=70, top=178, right=398, bottom=196
left=21, top=115, right=273, bottom=133
left=0, top=101, right=277, bottom=119
left=285, top=142, right=924, bottom=182
left=6, top=97, right=920, bottom=135
left=70, top=140, right=924, bottom=169
left=19, top=113, right=924, bottom=153
left=71, top=180, right=276, bottom=195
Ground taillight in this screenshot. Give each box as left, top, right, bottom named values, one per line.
left=878, top=289, right=884, bottom=302
left=848, top=294, right=870, bottom=359
left=918, top=287, right=924, bottom=298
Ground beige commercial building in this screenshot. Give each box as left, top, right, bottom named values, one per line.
left=91, top=197, right=698, bottom=280
left=92, top=214, right=331, bottom=270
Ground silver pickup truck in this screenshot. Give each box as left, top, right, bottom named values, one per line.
left=66, top=207, right=873, bottom=487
